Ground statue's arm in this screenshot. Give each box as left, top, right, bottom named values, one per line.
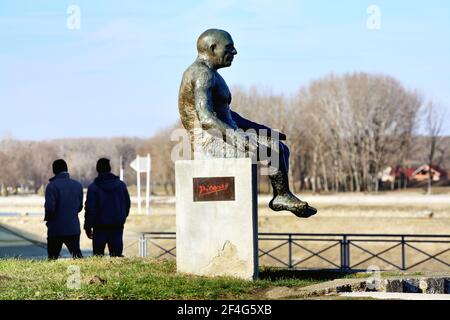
left=194, top=73, right=252, bottom=151
left=231, top=110, right=271, bottom=132
left=231, top=110, right=287, bottom=141
left=194, top=72, right=233, bottom=134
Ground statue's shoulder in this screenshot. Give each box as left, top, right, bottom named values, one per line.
left=183, top=61, right=215, bottom=86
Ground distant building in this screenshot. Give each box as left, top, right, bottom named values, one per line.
left=410, top=165, right=446, bottom=182
left=389, top=164, right=448, bottom=183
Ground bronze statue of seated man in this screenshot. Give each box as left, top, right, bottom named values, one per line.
left=178, top=29, right=317, bottom=218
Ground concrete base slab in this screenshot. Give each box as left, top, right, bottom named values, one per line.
left=340, top=292, right=450, bottom=300
left=175, top=158, right=258, bottom=280
left=265, top=273, right=450, bottom=299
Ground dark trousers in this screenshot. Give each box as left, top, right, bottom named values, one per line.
left=93, top=228, right=124, bottom=257
left=47, top=234, right=82, bottom=260
left=256, top=140, right=290, bottom=173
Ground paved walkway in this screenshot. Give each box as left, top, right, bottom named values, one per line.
left=0, top=224, right=47, bottom=259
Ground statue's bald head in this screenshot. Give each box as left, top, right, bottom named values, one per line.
left=197, top=29, right=232, bottom=53
left=196, top=29, right=237, bottom=69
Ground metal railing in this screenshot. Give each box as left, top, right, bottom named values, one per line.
left=136, top=232, right=450, bottom=271
left=138, top=232, right=176, bottom=259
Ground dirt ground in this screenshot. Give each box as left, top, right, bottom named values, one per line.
left=1, top=191, right=449, bottom=271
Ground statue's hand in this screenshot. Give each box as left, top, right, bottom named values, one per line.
left=246, top=134, right=258, bottom=151
left=235, top=132, right=257, bottom=155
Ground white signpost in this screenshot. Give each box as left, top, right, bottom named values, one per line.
left=130, top=154, right=151, bottom=215
left=119, top=156, right=124, bottom=181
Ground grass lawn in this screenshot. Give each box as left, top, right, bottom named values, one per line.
left=0, top=257, right=363, bottom=300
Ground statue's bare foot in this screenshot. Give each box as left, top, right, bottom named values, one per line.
left=269, top=193, right=317, bottom=218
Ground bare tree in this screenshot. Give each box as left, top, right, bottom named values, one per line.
left=424, top=102, right=445, bottom=194
left=294, top=73, right=422, bottom=192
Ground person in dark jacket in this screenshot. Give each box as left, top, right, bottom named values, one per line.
left=84, top=158, right=131, bottom=257
left=44, top=159, right=83, bottom=260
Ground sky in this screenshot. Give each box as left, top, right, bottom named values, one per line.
left=0, top=0, right=449, bottom=140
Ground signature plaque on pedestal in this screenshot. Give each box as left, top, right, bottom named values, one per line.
left=193, top=177, right=235, bottom=202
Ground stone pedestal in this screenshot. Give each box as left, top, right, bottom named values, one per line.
left=175, top=158, right=258, bottom=280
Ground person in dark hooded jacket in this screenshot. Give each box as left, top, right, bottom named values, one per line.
left=44, top=159, right=83, bottom=260
left=84, top=158, right=131, bottom=257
